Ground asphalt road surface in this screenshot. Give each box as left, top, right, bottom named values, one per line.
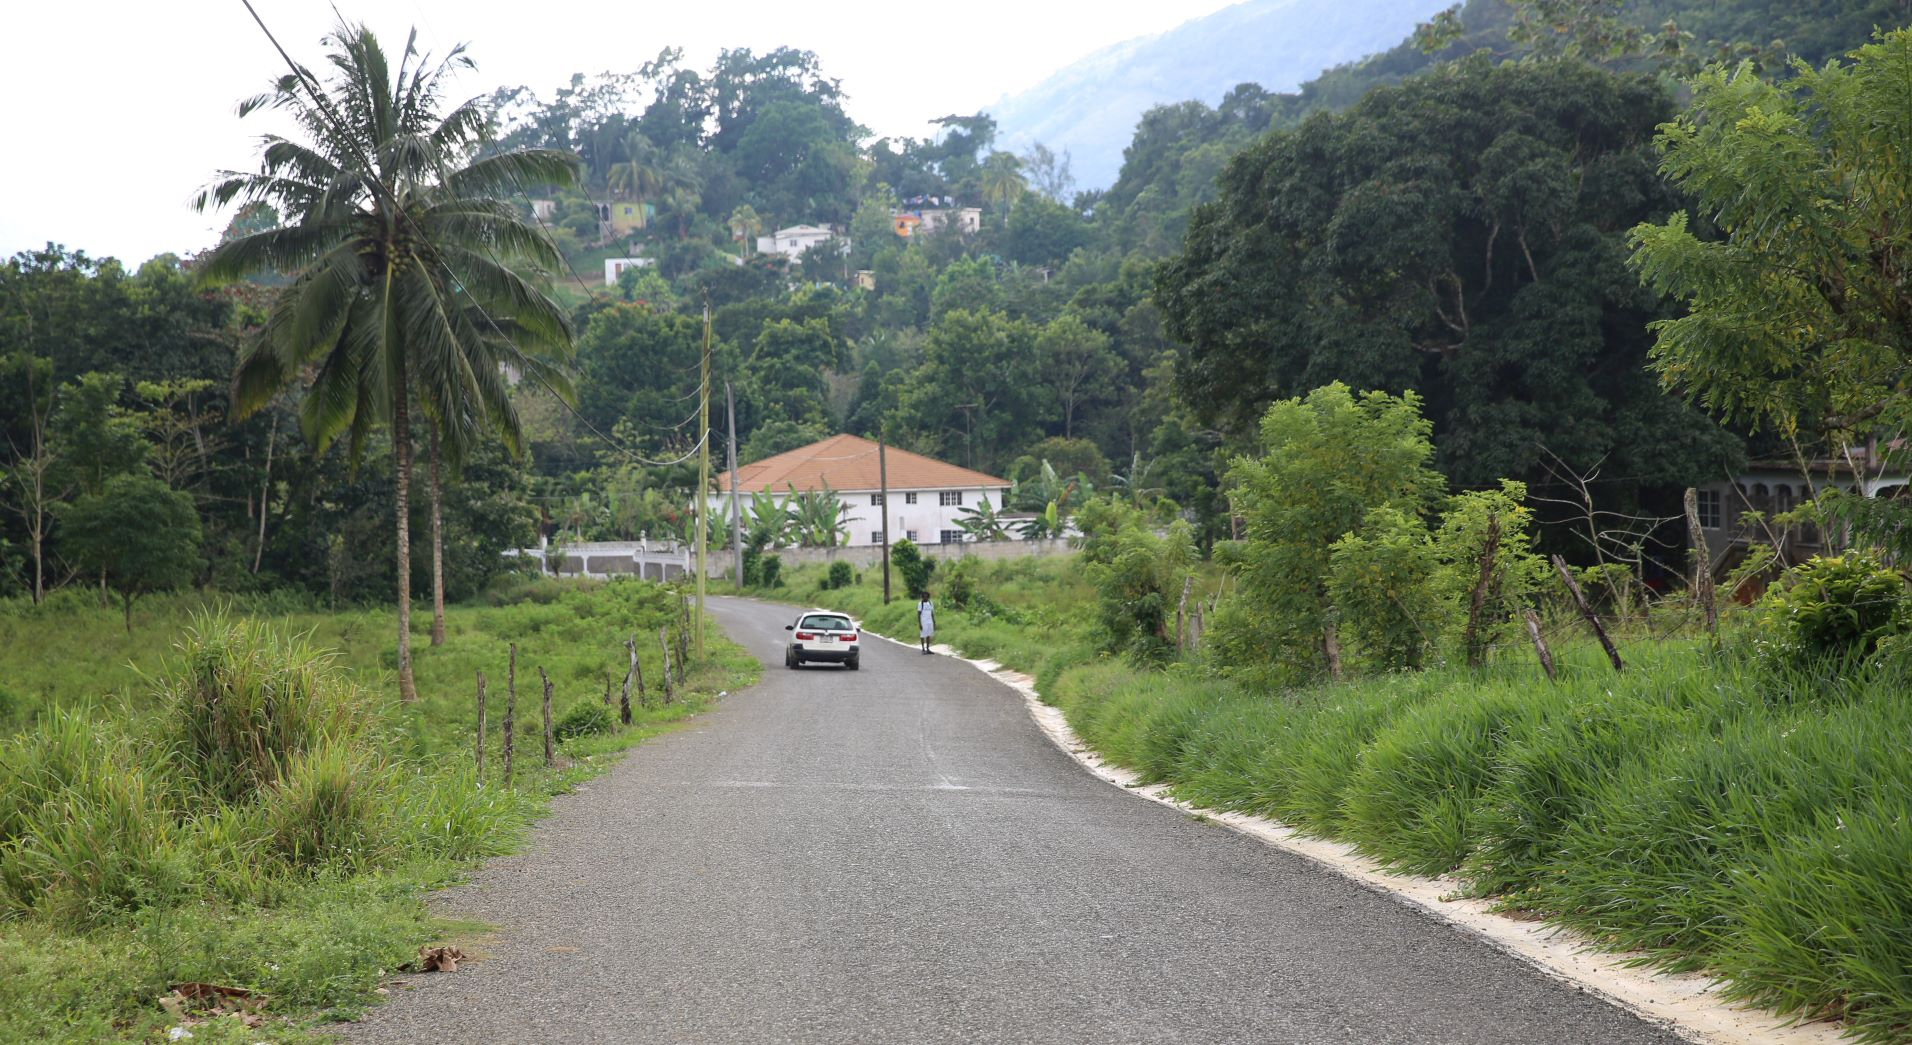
left=346, top=595, right=1683, bottom=1044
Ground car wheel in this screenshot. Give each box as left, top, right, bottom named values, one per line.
left=785, top=649, right=799, bottom=669
left=846, top=655, right=860, bottom=671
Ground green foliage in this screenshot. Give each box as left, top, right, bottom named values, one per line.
left=1221, top=384, right=1443, bottom=679
left=1077, top=498, right=1196, bottom=661
left=1430, top=480, right=1548, bottom=666
left=1160, top=57, right=1741, bottom=500
left=1752, top=553, right=1909, bottom=665
left=554, top=700, right=616, bottom=740
left=56, top=474, right=201, bottom=629
left=1328, top=507, right=1443, bottom=670
left=890, top=538, right=932, bottom=598
left=759, top=553, right=783, bottom=588
left=1631, top=31, right=1912, bottom=549
left=825, top=560, right=854, bottom=591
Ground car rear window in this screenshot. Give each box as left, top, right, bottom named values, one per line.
left=801, top=615, right=853, bottom=632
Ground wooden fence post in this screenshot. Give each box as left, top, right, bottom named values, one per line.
left=659, top=627, right=675, bottom=704
left=1551, top=554, right=1624, bottom=672
left=503, top=643, right=517, bottom=785
left=1323, top=620, right=1343, bottom=681
left=1684, top=487, right=1718, bottom=637
left=1462, top=512, right=1501, bottom=668
left=1522, top=608, right=1556, bottom=682
left=539, top=666, right=554, bottom=768
left=475, top=669, right=487, bottom=780
left=622, top=636, right=639, bottom=722
left=1175, top=576, right=1192, bottom=652
left=602, top=670, right=612, bottom=707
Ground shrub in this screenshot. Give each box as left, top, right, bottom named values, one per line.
left=826, top=560, right=854, bottom=591
left=760, top=554, right=783, bottom=589
left=554, top=701, right=614, bottom=740
left=1754, top=553, right=1907, bottom=664
left=255, top=740, right=394, bottom=873
left=0, top=712, right=188, bottom=925
left=1328, top=507, right=1442, bottom=670
left=891, top=538, right=932, bottom=598
left=159, top=614, right=374, bottom=804
left=742, top=546, right=763, bottom=587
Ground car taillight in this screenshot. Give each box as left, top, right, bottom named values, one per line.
left=844, top=632, right=858, bottom=642
left=795, top=631, right=816, bottom=640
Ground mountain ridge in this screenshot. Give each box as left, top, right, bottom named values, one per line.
left=988, top=0, right=1455, bottom=190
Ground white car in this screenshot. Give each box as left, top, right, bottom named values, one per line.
left=784, top=610, right=861, bottom=670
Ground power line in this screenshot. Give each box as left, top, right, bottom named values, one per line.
left=233, top=0, right=699, bottom=474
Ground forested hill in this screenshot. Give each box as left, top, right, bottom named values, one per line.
left=988, top=0, right=1454, bottom=190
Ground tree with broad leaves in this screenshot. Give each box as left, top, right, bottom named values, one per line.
left=57, top=474, right=202, bottom=633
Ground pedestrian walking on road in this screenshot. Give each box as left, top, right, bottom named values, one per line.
left=917, top=592, right=935, bottom=654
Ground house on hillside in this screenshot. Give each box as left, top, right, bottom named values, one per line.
left=597, top=200, right=650, bottom=237
left=756, top=224, right=840, bottom=261
left=1693, top=442, right=1908, bottom=577
left=713, top=434, right=1011, bottom=548
left=603, top=256, right=653, bottom=284
left=894, top=203, right=980, bottom=237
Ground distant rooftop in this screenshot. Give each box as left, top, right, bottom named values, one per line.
left=717, top=434, right=1008, bottom=493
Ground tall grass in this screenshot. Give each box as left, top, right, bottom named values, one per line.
left=0, top=578, right=760, bottom=1041
left=1045, top=641, right=1912, bottom=1042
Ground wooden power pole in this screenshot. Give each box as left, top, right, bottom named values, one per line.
left=879, top=435, right=891, bottom=604
left=727, top=380, right=742, bottom=588
left=694, top=303, right=711, bottom=658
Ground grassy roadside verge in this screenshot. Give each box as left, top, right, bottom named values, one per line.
left=0, top=578, right=757, bottom=1043
left=750, top=553, right=1911, bottom=1042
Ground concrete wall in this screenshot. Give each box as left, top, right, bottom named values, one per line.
left=710, top=485, right=1014, bottom=548
left=702, top=537, right=1071, bottom=577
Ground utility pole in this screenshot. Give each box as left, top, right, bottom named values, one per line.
left=694, top=302, right=711, bottom=658
left=879, top=434, right=891, bottom=604
left=726, top=380, right=742, bottom=588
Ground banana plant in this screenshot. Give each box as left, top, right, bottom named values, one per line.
left=789, top=481, right=859, bottom=548
left=1017, top=499, right=1064, bottom=541
left=745, top=488, right=795, bottom=549
left=955, top=494, right=1011, bottom=541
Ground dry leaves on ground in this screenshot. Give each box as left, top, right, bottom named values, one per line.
left=413, top=944, right=464, bottom=972
left=156, top=982, right=267, bottom=1029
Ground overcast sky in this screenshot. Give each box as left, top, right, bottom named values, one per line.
left=0, top=0, right=1242, bottom=264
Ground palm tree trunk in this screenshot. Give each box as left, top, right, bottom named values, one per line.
left=394, top=379, right=420, bottom=703
left=428, top=425, right=446, bottom=647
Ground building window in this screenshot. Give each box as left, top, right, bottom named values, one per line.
left=870, top=493, right=884, bottom=506
left=904, top=492, right=917, bottom=504
left=872, top=532, right=883, bottom=546
left=940, top=529, right=963, bottom=544
left=905, top=530, right=918, bottom=542
left=939, top=491, right=963, bottom=507
left=1696, top=488, right=1721, bottom=529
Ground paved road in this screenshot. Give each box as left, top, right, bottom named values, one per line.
left=346, top=596, right=1682, bottom=1044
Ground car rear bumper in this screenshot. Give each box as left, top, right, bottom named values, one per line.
left=794, top=645, right=859, bottom=662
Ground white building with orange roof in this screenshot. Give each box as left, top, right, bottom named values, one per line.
left=714, top=434, right=1011, bottom=548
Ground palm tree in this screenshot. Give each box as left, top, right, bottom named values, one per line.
left=608, top=131, right=661, bottom=228
left=658, top=151, right=704, bottom=239
left=196, top=21, right=578, bottom=700
left=979, top=152, right=1026, bottom=215
left=728, top=204, right=763, bottom=254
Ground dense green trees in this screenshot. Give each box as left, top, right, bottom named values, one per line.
left=56, top=474, right=201, bottom=632
left=1158, top=58, right=1742, bottom=515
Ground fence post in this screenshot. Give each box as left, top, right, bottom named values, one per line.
left=602, top=670, right=612, bottom=708
left=1176, top=576, right=1192, bottom=652
left=659, top=627, right=676, bottom=704
left=1551, top=554, right=1624, bottom=672
left=1522, top=608, right=1557, bottom=682
left=504, top=643, right=517, bottom=785
left=623, top=636, right=640, bottom=720
left=539, top=666, right=554, bottom=768
left=1462, top=512, right=1502, bottom=668
left=1684, top=487, right=1718, bottom=637
left=475, top=669, right=487, bottom=780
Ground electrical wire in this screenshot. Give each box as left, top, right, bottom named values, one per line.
left=236, top=0, right=707, bottom=474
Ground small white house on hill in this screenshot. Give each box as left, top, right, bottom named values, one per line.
left=714, top=434, right=1010, bottom=547
left=756, top=225, right=839, bottom=261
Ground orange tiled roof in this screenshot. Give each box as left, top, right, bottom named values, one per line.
left=717, top=434, right=1007, bottom=494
